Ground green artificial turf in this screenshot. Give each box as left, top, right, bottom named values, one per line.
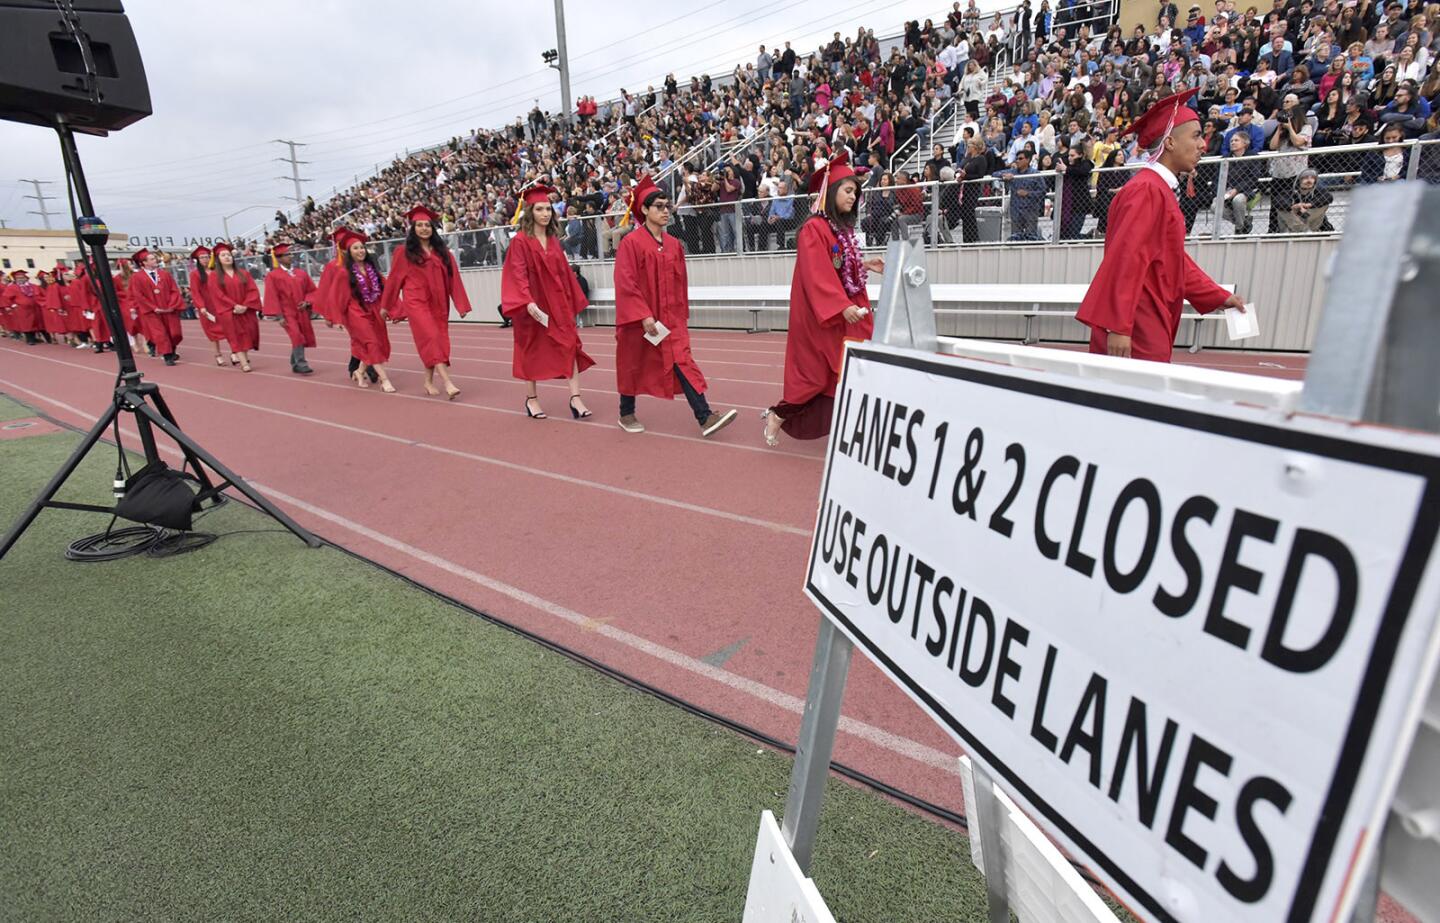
left=0, top=394, right=993, bottom=922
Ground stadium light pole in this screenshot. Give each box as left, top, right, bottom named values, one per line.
left=222, top=204, right=277, bottom=242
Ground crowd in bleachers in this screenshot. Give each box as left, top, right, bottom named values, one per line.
left=258, top=0, right=1438, bottom=257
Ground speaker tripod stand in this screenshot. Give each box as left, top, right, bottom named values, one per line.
left=0, top=119, right=319, bottom=560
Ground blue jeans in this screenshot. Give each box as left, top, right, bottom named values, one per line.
left=620, top=365, right=711, bottom=423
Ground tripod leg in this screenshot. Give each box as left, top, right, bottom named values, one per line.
left=0, top=401, right=120, bottom=560
left=144, top=389, right=219, bottom=495
left=132, top=402, right=322, bottom=549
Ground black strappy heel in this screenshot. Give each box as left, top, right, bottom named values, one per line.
left=569, top=396, right=593, bottom=420
left=525, top=397, right=546, bottom=419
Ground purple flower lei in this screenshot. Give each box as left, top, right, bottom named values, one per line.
left=827, top=218, right=865, bottom=297
left=352, top=262, right=382, bottom=305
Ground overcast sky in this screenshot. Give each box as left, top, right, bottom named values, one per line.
left=0, top=0, right=964, bottom=240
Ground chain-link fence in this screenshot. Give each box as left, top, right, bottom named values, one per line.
left=187, top=138, right=1435, bottom=286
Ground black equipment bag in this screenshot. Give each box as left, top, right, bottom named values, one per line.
left=114, top=461, right=196, bottom=531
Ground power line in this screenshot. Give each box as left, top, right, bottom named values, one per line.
left=20, top=179, right=57, bottom=230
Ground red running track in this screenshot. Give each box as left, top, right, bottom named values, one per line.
left=0, top=323, right=1312, bottom=822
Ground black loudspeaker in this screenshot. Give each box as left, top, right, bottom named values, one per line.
left=0, top=0, right=151, bottom=135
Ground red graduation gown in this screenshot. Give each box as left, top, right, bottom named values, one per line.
left=499, top=232, right=595, bottom=381
left=315, top=260, right=391, bottom=365
left=1076, top=167, right=1231, bottom=362
left=113, top=273, right=140, bottom=336
left=612, top=228, right=707, bottom=399
left=61, top=283, right=89, bottom=334
left=5, top=283, right=43, bottom=333
left=71, top=276, right=111, bottom=344
left=783, top=217, right=874, bottom=404
left=380, top=248, right=471, bottom=368
left=40, top=285, right=68, bottom=335
left=190, top=268, right=229, bottom=343
left=207, top=269, right=262, bottom=352
left=128, top=269, right=185, bottom=353
left=263, top=267, right=318, bottom=349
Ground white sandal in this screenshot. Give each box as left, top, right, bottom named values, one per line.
left=762, top=410, right=780, bottom=447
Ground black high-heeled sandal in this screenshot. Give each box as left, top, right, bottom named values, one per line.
left=525, top=397, right=546, bottom=419
left=569, top=396, right=593, bottom=419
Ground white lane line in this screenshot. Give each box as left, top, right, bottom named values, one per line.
left=0, top=378, right=961, bottom=776
left=0, top=343, right=820, bottom=463
left=296, top=349, right=774, bottom=412
left=0, top=355, right=813, bottom=536
left=299, top=342, right=785, bottom=389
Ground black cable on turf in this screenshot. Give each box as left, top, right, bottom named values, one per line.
left=65, top=521, right=161, bottom=562
left=146, top=530, right=218, bottom=558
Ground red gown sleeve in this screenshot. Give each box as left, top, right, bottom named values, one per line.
left=189, top=271, right=210, bottom=313
left=613, top=233, right=652, bottom=326
left=297, top=270, right=317, bottom=302
left=795, top=220, right=852, bottom=326
left=163, top=274, right=184, bottom=311
left=262, top=270, right=284, bottom=317
left=380, top=255, right=408, bottom=319
left=314, top=263, right=344, bottom=325
left=207, top=273, right=230, bottom=314
left=1075, top=181, right=1163, bottom=337
left=1182, top=253, right=1231, bottom=313
left=675, top=244, right=691, bottom=323
left=127, top=275, right=152, bottom=313
left=447, top=253, right=471, bottom=317
left=242, top=274, right=262, bottom=311
left=500, top=236, right=534, bottom=318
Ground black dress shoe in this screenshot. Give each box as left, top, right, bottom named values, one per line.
left=163, top=354, right=177, bottom=366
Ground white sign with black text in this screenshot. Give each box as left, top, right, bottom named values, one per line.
left=805, top=343, right=1440, bottom=923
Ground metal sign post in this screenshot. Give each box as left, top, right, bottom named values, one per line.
left=1300, top=184, right=1440, bottom=923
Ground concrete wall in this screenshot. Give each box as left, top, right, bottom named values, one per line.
left=456, top=235, right=1338, bottom=353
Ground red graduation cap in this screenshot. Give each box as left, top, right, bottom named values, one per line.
left=625, top=174, right=662, bottom=225
left=405, top=204, right=440, bottom=225
left=1128, top=87, right=1201, bottom=152
left=10, top=269, right=28, bottom=279
left=808, top=149, right=856, bottom=196
left=522, top=184, right=557, bottom=207
left=271, top=243, right=291, bottom=257
left=189, top=246, right=211, bottom=261
left=334, top=227, right=369, bottom=253
left=131, top=249, right=151, bottom=266
left=53, top=264, right=70, bottom=277
left=211, top=241, right=234, bottom=255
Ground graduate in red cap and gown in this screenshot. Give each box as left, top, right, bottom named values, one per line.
left=57, top=265, right=93, bottom=348
left=36, top=270, right=68, bottom=345
left=112, top=259, right=143, bottom=353
left=763, top=151, right=882, bottom=446
left=611, top=174, right=738, bottom=437
left=128, top=248, right=184, bottom=364
left=206, top=242, right=261, bottom=372
left=71, top=264, right=111, bottom=352
left=187, top=246, right=232, bottom=367
left=315, top=227, right=396, bottom=393
left=1076, top=88, right=1245, bottom=362
left=500, top=183, right=596, bottom=419
left=2, top=270, right=44, bottom=344
left=0, top=273, right=14, bottom=338
left=263, top=243, right=318, bottom=375
left=380, top=204, right=471, bottom=399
